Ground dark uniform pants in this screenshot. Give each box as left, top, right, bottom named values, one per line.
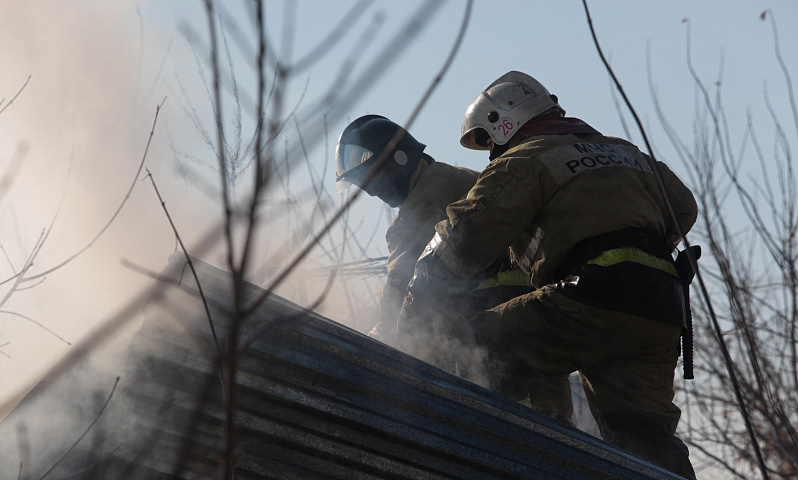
left=458, top=286, right=696, bottom=480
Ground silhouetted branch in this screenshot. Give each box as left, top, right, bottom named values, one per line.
left=144, top=169, right=223, bottom=357
left=55, top=442, right=123, bottom=480
left=37, top=377, right=119, bottom=480
left=643, top=10, right=797, bottom=478
left=0, top=75, right=31, bottom=116
left=238, top=269, right=337, bottom=352
left=290, top=0, right=374, bottom=75
left=0, top=230, right=43, bottom=309
left=26, top=98, right=167, bottom=281
left=0, top=311, right=71, bottom=346
left=0, top=143, right=29, bottom=203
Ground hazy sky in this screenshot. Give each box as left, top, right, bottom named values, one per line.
left=1, top=0, right=796, bottom=424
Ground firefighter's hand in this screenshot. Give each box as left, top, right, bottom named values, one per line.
left=367, top=322, right=398, bottom=348
left=397, top=290, right=466, bottom=373
left=396, top=292, right=426, bottom=352
left=406, top=243, right=464, bottom=300
left=399, top=251, right=462, bottom=350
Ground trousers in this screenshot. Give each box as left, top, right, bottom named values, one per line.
left=458, top=286, right=696, bottom=480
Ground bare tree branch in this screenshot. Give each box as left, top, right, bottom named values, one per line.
left=25, top=98, right=167, bottom=281
left=36, top=377, right=119, bottom=480
left=144, top=169, right=223, bottom=359
left=0, top=75, right=31, bottom=116
left=0, top=311, right=71, bottom=346
left=0, top=143, right=29, bottom=204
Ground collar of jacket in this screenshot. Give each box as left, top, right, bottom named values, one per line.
left=404, top=157, right=429, bottom=200
left=517, top=113, right=600, bottom=137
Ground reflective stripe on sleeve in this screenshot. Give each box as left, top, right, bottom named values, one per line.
left=473, top=269, right=533, bottom=291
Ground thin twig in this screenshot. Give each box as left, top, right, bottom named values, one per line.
left=290, top=0, right=374, bottom=75
left=0, top=230, right=43, bottom=310
left=238, top=269, right=337, bottom=352
left=0, top=143, right=29, bottom=203
left=143, top=169, right=223, bottom=360
left=54, top=442, right=124, bottom=480
left=0, top=244, right=17, bottom=274
left=763, top=10, right=798, bottom=143
left=15, top=277, right=45, bottom=292
left=0, top=310, right=71, bottom=346
left=25, top=98, right=167, bottom=281
left=143, top=169, right=231, bottom=412
left=37, top=377, right=120, bottom=480
left=0, top=75, right=31, bottom=115
left=0, top=270, right=24, bottom=288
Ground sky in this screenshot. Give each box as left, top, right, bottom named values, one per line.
left=0, top=0, right=796, bottom=457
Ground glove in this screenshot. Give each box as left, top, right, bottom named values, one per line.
left=397, top=292, right=463, bottom=372
left=406, top=233, right=467, bottom=300
left=397, top=233, right=470, bottom=371
left=367, top=322, right=398, bottom=348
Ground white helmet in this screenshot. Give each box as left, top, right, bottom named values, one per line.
left=460, top=71, right=564, bottom=150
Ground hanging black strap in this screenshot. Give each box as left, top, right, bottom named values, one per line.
left=674, top=245, right=701, bottom=380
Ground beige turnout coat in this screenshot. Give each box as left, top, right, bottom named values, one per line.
left=378, top=161, right=479, bottom=324
left=434, top=133, right=697, bottom=287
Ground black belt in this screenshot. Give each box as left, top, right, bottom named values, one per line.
left=553, top=228, right=700, bottom=381
left=552, top=227, right=674, bottom=281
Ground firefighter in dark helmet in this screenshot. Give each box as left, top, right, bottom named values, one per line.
left=335, top=115, right=532, bottom=368
left=400, top=72, right=698, bottom=479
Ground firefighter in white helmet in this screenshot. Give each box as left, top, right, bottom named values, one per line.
left=399, top=72, right=698, bottom=479
left=336, top=115, right=532, bottom=365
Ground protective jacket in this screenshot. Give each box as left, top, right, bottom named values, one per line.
left=434, top=129, right=698, bottom=325
left=378, top=162, right=478, bottom=324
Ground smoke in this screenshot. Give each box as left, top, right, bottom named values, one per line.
left=0, top=1, right=434, bottom=475
left=0, top=0, right=202, bottom=424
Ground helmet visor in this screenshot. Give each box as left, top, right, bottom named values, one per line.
left=335, top=143, right=375, bottom=179
left=335, top=143, right=377, bottom=192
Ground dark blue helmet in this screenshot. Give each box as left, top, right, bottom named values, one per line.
left=335, top=115, right=429, bottom=207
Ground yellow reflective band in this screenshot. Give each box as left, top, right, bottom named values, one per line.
left=473, top=269, right=532, bottom=291
left=586, top=247, right=678, bottom=277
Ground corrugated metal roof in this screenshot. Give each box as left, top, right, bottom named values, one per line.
left=2, top=255, right=689, bottom=479
left=103, top=255, right=686, bottom=479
